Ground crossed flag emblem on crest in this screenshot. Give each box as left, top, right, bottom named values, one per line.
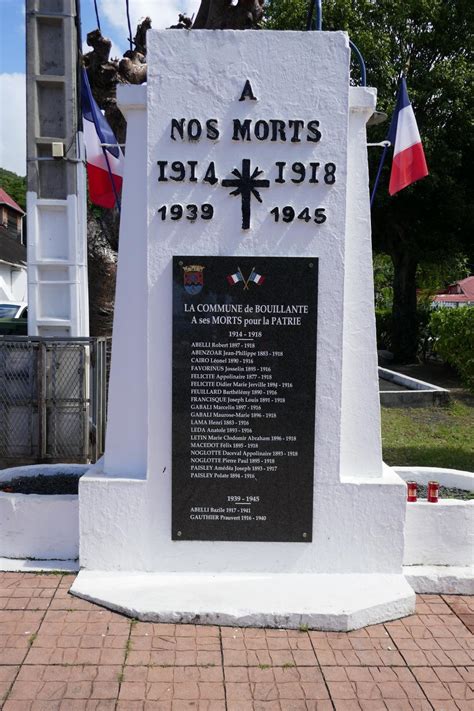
left=227, top=267, right=265, bottom=290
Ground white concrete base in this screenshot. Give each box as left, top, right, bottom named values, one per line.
left=0, top=557, right=79, bottom=573
left=403, top=499, right=473, bottom=567
left=71, top=571, right=415, bottom=631
left=0, top=492, right=78, bottom=560
left=379, top=368, right=450, bottom=407
left=404, top=565, right=474, bottom=595
left=0, top=464, right=85, bottom=560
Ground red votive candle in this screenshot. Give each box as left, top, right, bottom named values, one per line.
left=407, top=481, right=417, bottom=502
left=428, top=481, right=439, bottom=503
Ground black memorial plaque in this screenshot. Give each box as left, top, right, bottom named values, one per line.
left=172, top=256, right=318, bottom=542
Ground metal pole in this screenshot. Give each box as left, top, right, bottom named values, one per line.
left=93, top=0, right=101, bottom=31
left=370, top=144, right=390, bottom=208
left=125, top=0, right=134, bottom=51
left=101, top=148, right=122, bottom=211
left=306, top=1, right=322, bottom=31
left=37, top=341, right=47, bottom=460
left=315, top=0, right=322, bottom=30
left=93, top=338, right=100, bottom=461
left=306, top=3, right=366, bottom=87
left=349, top=40, right=367, bottom=86
left=75, top=0, right=83, bottom=132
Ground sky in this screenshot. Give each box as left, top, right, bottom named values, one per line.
left=0, top=0, right=197, bottom=176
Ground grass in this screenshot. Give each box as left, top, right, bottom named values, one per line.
left=381, top=396, right=474, bottom=471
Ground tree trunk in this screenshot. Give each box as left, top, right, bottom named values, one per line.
left=391, top=248, right=418, bottom=363
left=87, top=212, right=118, bottom=336
left=193, top=0, right=264, bottom=29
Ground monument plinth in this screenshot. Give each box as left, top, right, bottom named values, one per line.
left=73, top=31, right=415, bottom=629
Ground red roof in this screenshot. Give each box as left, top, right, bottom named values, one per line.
left=0, top=188, right=25, bottom=215
left=457, top=276, right=474, bottom=299
left=434, top=294, right=473, bottom=303
left=433, top=276, right=474, bottom=304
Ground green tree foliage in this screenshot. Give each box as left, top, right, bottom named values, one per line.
left=417, top=254, right=470, bottom=304
left=266, top=0, right=474, bottom=362
left=0, top=167, right=27, bottom=211
left=373, top=254, right=394, bottom=309
left=430, top=307, right=474, bottom=392
left=264, top=0, right=308, bottom=30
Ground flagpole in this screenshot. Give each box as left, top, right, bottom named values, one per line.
left=238, top=267, right=249, bottom=290
left=370, top=142, right=390, bottom=208
left=101, top=146, right=122, bottom=212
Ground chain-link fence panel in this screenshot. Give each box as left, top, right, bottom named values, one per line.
left=0, top=337, right=110, bottom=466
left=0, top=340, right=39, bottom=460
left=45, top=343, right=89, bottom=460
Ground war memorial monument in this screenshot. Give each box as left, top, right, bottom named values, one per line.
left=72, top=29, right=415, bottom=629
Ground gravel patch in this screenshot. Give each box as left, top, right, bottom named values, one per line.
left=414, top=484, right=473, bottom=501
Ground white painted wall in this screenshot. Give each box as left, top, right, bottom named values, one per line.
left=104, top=86, right=148, bottom=478
left=0, top=493, right=78, bottom=560
left=395, top=466, right=474, bottom=568
left=404, top=501, right=473, bottom=566
left=0, top=263, right=27, bottom=302
left=11, top=266, right=27, bottom=302
left=0, top=465, right=87, bottom=560
left=340, top=87, right=382, bottom=479
left=81, top=31, right=406, bottom=580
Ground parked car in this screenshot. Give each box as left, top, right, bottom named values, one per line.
left=0, top=302, right=27, bottom=319
left=0, top=302, right=28, bottom=335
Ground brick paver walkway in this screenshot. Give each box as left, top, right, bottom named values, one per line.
left=0, top=573, right=472, bottom=710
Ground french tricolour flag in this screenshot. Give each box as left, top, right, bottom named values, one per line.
left=388, top=78, right=428, bottom=196
left=249, top=269, right=265, bottom=286
left=81, top=68, right=123, bottom=209
left=227, top=271, right=243, bottom=285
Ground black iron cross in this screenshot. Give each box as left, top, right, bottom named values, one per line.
left=222, top=159, right=270, bottom=229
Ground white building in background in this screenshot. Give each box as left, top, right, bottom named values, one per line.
left=0, top=188, right=27, bottom=303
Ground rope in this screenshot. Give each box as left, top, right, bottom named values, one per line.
left=93, top=0, right=101, bottom=32
left=125, top=0, right=133, bottom=51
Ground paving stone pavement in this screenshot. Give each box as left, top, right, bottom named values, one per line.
left=0, top=573, right=472, bottom=710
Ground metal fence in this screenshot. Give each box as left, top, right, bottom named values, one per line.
left=0, top=337, right=110, bottom=466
